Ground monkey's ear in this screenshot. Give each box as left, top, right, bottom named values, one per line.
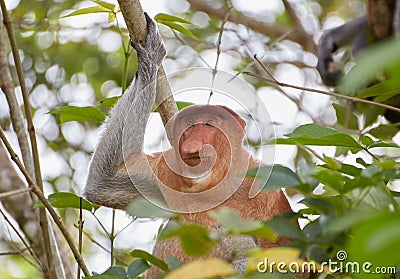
left=216, top=105, right=246, bottom=129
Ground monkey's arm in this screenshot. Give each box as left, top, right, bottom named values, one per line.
left=84, top=14, right=166, bottom=209
left=317, top=16, right=368, bottom=86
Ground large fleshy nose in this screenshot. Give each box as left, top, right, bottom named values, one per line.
left=180, top=138, right=203, bottom=155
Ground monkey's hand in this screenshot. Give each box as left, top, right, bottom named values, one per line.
left=316, top=31, right=342, bottom=86
left=131, top=13, right=166, bottom=71
left=317, top=17, right=368, bottom=86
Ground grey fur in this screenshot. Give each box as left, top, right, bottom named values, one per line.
left=317, top=17, right=368, bottom=86
left=84, top=14, right=166, bottom=209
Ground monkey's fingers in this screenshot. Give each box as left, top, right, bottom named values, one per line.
left=144, top=12, right=155, bottom=31
left=317, top=37, right=342, bottom=86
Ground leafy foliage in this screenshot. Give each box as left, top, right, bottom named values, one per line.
left=49, top=106, right=105, bottom=123
left=36, top=192, right=100, bottom=212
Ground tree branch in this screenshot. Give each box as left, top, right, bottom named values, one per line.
left=0, top=7, right=55, bottom=278
left=282, top=0, right=316, bottom=53
left=117, top=0, right=178, bottom=144
left=187, top=0, right=316, bottom=54
left=0, top=129, right=90, bottom=277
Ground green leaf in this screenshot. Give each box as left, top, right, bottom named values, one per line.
left=362, top=105, right=385, bottom=128
left=108, top=12, right=116, bottom=23
left=361, top=135, right=374, bottom=146
left=176, top=101, right=194, bottom=111
left=369, top=124, right=399, bottom=140
left=49, top=105, right=105, bottom=123
left=341, top=37, right=400, bottom=95
left=270, top=124, right=363, bottom=151
left=129, top=249, right=168, bottom=271
left=312, top=169, right=348, bottom=194
left=331, top=163, right=362, bottom=177
left=127, top=259, right=150, bottom=279
left=297, top=161, right=319, bottom=190
left=246, top=165, right=300, bottom=191
left=356, top=157, right=368, bottom=167
left=209, top=208, right=276, bottom=241
left=126, top=198, right=177, bottom=219
left=287, top=123, right=338, bottom=138
left=333, top=103, right=359, bottom=130
left=155, top=13, right=192, bottom=24
left=157, top=20, right=198, bottom=39
left=322, top=155, right=342, bottom=170
left=91, top=0, right=116, bottom=11
left=348, top=213, right=400, bottom=273
left=62, top=6, right=111, bottom=18
left=165, top=255, right=183, bottom=270
left=159, top=222, right=217, bottom=257
left=325, top=205, right=380, bottom=236
left=264, top=213, right=305, bottom=241
left=356, top=79, right=400, bottom=100
left=367, top=141, right=399, bottom=149
left=36, top=192, right=100, bottom=211
left=362, top=135, right=399, bottom=149
left=98, top=96, right=120, bottom=108
left=85, top=266, right=127, bottom=279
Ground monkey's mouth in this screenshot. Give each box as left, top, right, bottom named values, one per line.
left=183, top=155, right=211, bottom=166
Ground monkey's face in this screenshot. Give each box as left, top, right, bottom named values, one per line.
left=178, top=119, right=224, bottom=167
left=173, top=105, right=245, bottom=170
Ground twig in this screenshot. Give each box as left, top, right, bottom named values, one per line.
left=110, top=209, right=116, bottom=266
left=77, top=198, right=84, bottom=279
left=243, top=71, right=400, bottom=114
left=74, top=224, right=128, bottom=266
left=0, top=128, right=90, bottom=277
left=171, top=29, right=212, bottom=69
left=114, top=219, right=135, bottom=238
left=0, top=1, right=55, bottom=277
left=0, top=188, right=31, bottom=199
left=253, top=54, right=278, bottom=84
left=0, top=208, right=40, bottom=265
left=187, top=0, right=316, bottom=53
left=282, top=0, right=315, bottom=52
left=0, top=10, right=34, bottom=180
left=0, top=248, right=29, bottom=256
left=208, top=6, right=231, bottom=103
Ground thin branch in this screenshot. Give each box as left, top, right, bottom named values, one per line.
left=0, top=9, right=34, bottom=180
left=171, top=29, right=212, bottom=69
left=0, top=248, right=29, bottom=256
left=253, top=54, right=279, bottom=84
left=0, top=129, right=90, bottom=277
left=282, top=0, right=315, bottom=52
left=187, top=0, right=316, bottom=53
left=114, top=219, right=135, bottom=238
left=77, top=198, right=84, bottom=279
left=0, top=208, right=40, bottom=265
left=0, top=1, right=55, bottom=277
left=243, top=71, right=400, bottom=114
left=0, top=188, right=31, bottom=199
left=74, top=224, right=129, bottom=266
left=110, top=209, right=116, bottom=266
left=208, top=6, right=231, bottom=103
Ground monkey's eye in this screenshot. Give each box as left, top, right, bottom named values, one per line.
left=204, top=120, right=215, bottom=126
left=187, top=121, right=195, bottom=127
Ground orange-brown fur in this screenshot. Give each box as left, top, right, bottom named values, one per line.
left=135, top=106, right=292, bottom=278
